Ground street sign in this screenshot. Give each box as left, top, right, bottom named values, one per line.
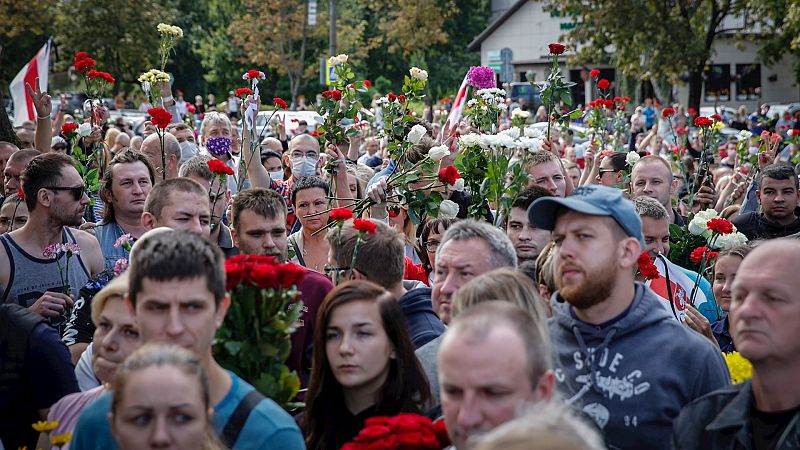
left=487, top=50, right=502, bottom=72
left=325, top=59, right=338, bottom=86
left=308, top=0, right=317, bottom=26
left=499, top=47, right=514, bottom=82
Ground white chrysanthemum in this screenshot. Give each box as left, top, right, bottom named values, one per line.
left=459, top=133, right=481, bottom=148
left=467, top=99, right=478, bottom=108
left=524, top=126, right=544, bottom=139
left=500, top=127, right=520, bottom=140
left=512, top=108, right=530, bottom=119
left=711, top=231, right=748, bottom=250
left=495, top=133, right=516, bottom=148
left=138, top=69, right=170, bottom=85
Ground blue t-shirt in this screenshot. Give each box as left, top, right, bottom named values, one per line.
left=71, top=371, right=304, bottom=450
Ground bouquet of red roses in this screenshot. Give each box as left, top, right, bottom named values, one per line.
left=342, top=413, right=450, bottom=450
left=215, top=255, right=306, bottom=409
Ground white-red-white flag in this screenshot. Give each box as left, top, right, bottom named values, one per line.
left=10, top=40, right=51, bottom=127
left=645, top=255, right=709, bottom=322
left=442, top=71, right=470, bottom=135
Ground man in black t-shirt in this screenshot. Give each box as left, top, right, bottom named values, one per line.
left=672, top=239, right=800, bottom=449
left=733, top=164, right=800, bottom=240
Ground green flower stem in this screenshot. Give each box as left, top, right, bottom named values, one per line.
left=689, top=233, right=718, bottom=305
left=209, top=174, right=225, bottom=232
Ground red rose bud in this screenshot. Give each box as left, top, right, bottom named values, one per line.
left=590, top=69, right=601, bottom=79
left=330, top=208, right=353, bottom=222
left=363, top=79, right=372, bottom=87
left=661, top=107, right=675, bottom=118
left=235, top=87, right=253, bottom=98
left=352, top=218, right=378, bottom=234
left=331, top=90, right=342, bottom=100
left=711, top=113, right=722, bottom=121
left=548, top=43, right=566, bottom=55
left=597, top=79, right=610, bottom=90
left=398, top=95, right=406, bottom=102
left=438, top=165, right=461, bottom=186
left=273, top=97, right=288, bottom=109
left=388, top=93, right=397, bottom=101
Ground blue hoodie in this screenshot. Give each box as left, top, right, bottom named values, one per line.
left=398, top=281, right=445, bottom=349
left=549, top=283, right=730, bottom=450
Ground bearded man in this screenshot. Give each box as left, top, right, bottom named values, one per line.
left=527, top=185, right=729, bottom=450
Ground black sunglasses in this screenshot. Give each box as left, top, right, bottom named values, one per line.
left=43, top=186, right=86, bottom=200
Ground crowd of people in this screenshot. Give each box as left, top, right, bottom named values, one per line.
left=1, top=71, right=799, bottom=450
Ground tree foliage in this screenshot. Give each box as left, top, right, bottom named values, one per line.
left=745, top=0, right=800, bottom=82
left=0, top=0, right=54, bottom=94
left=548, top=0, right=747, bottom=110
left=55, top=0, right=179, bottom=90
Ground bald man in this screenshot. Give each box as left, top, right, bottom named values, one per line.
left=140, top=132, right=181, bottom=180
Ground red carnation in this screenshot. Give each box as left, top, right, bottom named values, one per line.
left=74, top=57, right=95, bottom=73
left=17, top=188, right=25, bottom=200
left=207, top=159, right=234, bottom=176
left=363, top=79, right=372, bottom=87
left=273, top=97, right=288, bottom=109
left=74, top=51, right=88, bottom=62
left=353, top=218, right=377, bottom=234
left=694, top=116, right=713, bottom=128
left=622, top=96, right=631, bottom=102
left=438, top=165, right=461, bottom=186
left=590, top=69, right=601, bottom=79
left=88, top=70, right=115, bottom=84
left=186, top=104, right=196, bottom=113
left=548, top=43, right=566, bottom=55
left=690, top=246, right=719, bottom=263
left=613, top=96, right=621, bottom=103
left=688, top=107, right=698, bottom=116
left=661, top=107, right=676, bottom=118
left=309, top=130, right=320, bottom=137
left=676, top=127, right=688, bottom=135
left=711, top=113, right=723, bottom=122
left=330, top=208, right=353, bottom=222
left=147, top=107, right=172, bottom=129
left=61, top=122, right=78, bottom=136
left=246, top=69, right=261, bottom=79
left=597, top=78, right=610, bottom=90
left=707, top=218, right=734, bottom=235
left=603, top=99, right=615, bottom=109
left=235, top=87, right=253, bottom=98
left=637, top=252, right=660, bottom=280
left=388, top=93, right=397, bottom=101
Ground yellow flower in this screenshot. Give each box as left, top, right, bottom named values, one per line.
left=51, top=432, right=72, bottom=447
left=713, top=121, right=725, bottom=131
left=723, top=351, right=753, bottom=384
left=31, top=420, right=59, bottom=432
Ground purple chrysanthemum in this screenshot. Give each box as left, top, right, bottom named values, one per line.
left=467, top=66, right=496, bottom=89
left=206, top=137, right=232, bottom=157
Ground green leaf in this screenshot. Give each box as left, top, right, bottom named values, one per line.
left=224, top=341, right=241, bottom=356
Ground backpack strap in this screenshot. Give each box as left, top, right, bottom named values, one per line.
left=220, top=389, right=266, bottom=448
left=289, top=235, right=305, bottom=267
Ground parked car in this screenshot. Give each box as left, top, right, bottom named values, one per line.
left=507, top=82, right=543, bottom=112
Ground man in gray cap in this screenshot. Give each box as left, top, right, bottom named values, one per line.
left=527, top=185, right=730, bottom=450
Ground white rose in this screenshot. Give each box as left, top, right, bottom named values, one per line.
left=410, top=67, right=428, bottom=81
left=459, top=133, right=481, bottom=148
left=438, top=199, right=459, bottom=219
left=428, top=145, right=450, bottom=162
left=452, top=178, right=465, bottom=192
left=500, top=127, right=520, bottom=140
left=406, top=124, right=427, bottom=144
left=687, top=209, right=719, bottom=236
left=711, top=231, right=748, bottom=250
left=78, top=122, right=92, bottom=137
left=625, top=151, right=641, bottom=167
left=512, top=108, right=530, bottom=119
left=337, top=54, right=348, bottom=64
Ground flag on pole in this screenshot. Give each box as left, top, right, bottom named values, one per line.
left=442, top=71, right=469, bottom=136
left=645, top=255, right=709, bottom=322
left=10, top=39, right=51, bottom=127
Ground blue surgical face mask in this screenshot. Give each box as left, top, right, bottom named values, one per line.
left=179, top=141, right=199, bottom=165
left=291, top=155, right=317, bottom=177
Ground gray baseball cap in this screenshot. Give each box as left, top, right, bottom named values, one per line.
left=528, top=185, right=644, bottom=246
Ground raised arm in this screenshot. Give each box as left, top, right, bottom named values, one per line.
left=27, top=78, right=52, bottom=152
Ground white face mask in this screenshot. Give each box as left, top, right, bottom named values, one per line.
left=268, top=169, right=285, bottom=181
left=179, top=141, right=199, bottom=164
left=291, top=156, right=317, bottom=177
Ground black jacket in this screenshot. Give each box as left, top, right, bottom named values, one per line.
left=732, top=211, right=800, bottom=241
left=672, top=381, right=800, bottom=450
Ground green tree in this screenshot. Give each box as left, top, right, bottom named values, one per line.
left=55, top=0, right=179, bottom=92
left=745, top=0, right=800, bottom=83
left=0, top=0, right=54, bottom=94
left=548, top=0, right=747, bottom=111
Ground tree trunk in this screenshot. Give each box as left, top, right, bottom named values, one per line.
left=687, top=67, right=703, bottom=114
left=0, top=91, right=23, bottom=147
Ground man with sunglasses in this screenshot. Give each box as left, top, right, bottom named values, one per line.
left=0, top=153, right=104, bottom=324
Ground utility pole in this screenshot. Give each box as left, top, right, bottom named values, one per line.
left=329, top=0, right=337, bottom=56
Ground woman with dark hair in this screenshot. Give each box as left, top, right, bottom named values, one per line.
left=302, top=280, right=432, bottom=450
left=415, top=217, right=456, bottom=286
left=711, top=244, right=753, bottom=352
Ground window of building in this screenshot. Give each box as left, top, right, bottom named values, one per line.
left=704, top=65, right=731, bottom=102
left=736, top=64, right=761, bottom=101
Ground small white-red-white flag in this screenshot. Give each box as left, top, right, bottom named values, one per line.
left=442, top=71, right=470, bottom=135
left=10, top=40, right=51, bottom=127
